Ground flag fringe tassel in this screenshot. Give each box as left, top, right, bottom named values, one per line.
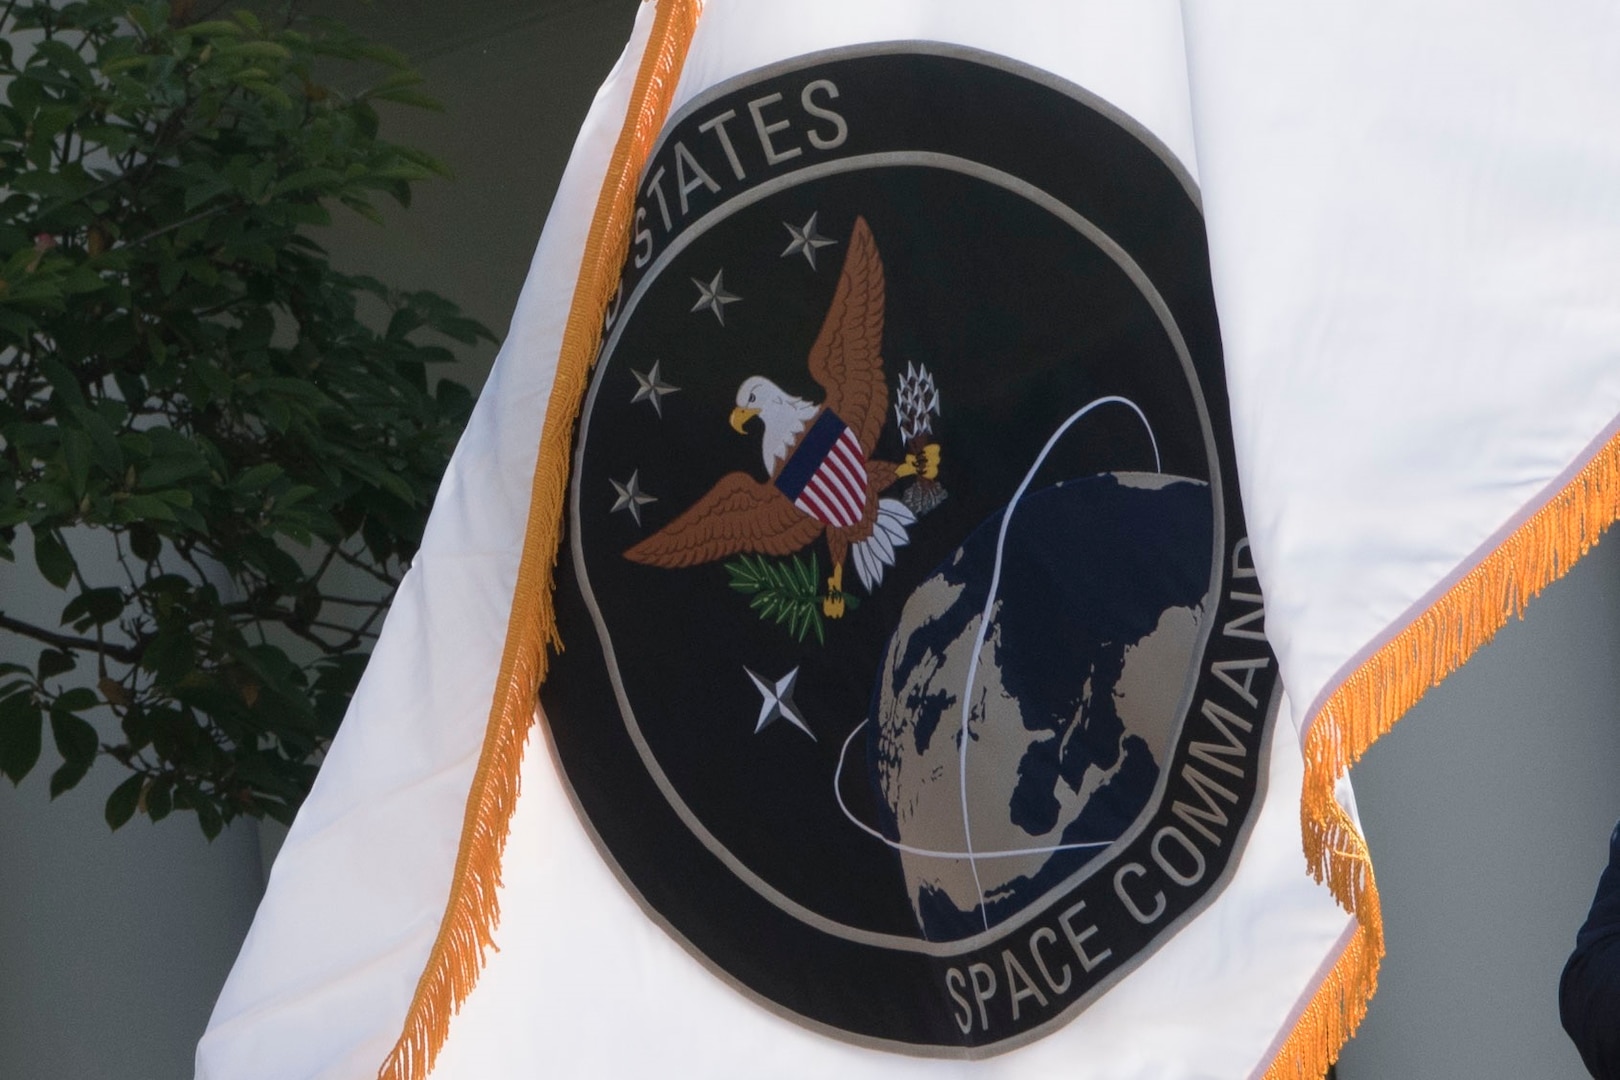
left=1262, top=916, right=1380, bottom=1080
left=1267, top=423, right=1620, bottom=1079
left=377, top=3, right=702, bottom=1077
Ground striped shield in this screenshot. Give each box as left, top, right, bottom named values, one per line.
left=773, top=409, right=868, bottom=528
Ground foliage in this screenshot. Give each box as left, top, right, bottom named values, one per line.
left=0, top=0, right=490, bottom=836
left=725, top=552, right=854, bottom=645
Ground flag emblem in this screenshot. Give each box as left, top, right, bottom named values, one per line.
left=776, top=410, right=869, bottom=529
left=544, top=43, right=1280, bottom=1056
left=622, top=215, right=942, bottom=620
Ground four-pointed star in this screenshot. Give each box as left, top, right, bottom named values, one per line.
left=745, top=666, right=814, bottom=739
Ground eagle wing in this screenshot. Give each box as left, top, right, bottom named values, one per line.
left=807, top=216, right=888, bottom=455
left=623, top=471, right=823, bottom=568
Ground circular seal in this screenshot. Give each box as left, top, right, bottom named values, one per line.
left=542, top=43, right=1279, bottom=1056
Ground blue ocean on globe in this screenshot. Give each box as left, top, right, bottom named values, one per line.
left=866, top=472, right=1214, bottom=941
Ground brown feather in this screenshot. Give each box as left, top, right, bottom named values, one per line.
left=807, top=216, right=888, bottom=455
left=623, top=472, right=823, bottom=568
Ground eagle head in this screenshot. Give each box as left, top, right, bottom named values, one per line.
left=730, top=376, right=817, bottom=473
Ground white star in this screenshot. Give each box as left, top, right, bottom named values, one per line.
left=781, top=212, right=836, bottom=269
left=609, top=470, right=657, bottom=526
left=745, top=666, right=814, bottom=740
left=630, top=360, right=680, bottom=417
left=690, top=269, right=740, bottom=324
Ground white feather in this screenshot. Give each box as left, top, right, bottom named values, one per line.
left=867, top=526, right=894, bottom=565
left=849, top=499, right=914, bottom=592
left=852, top=546, right=879, bottom=592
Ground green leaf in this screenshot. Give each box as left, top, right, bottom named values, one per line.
left=99, top=55, right=151, bottom=76
left=270, top=166, right=342, bottom=197
left=339, top=196, right=384, bottom=225
left=20, top=479, right=77, bottom=517
left=220, top=40, right=292, bottom=62
left=60, top=267, right=107, bottom=296
left=119, top=494, right=178, bottom=522
left=37, top=358, right=86, bottom=410
left=37, top=649, right=74, bottom=681
left=180, top=20, right=245, bottom=37
left=61, top=428, right=92, bottom=495
left=182, top=178, right=232, bottom=212
left=7, top=75, right=42, bottom=115
left=0, top=692, right=43, bottom=784
left=49, top=709, right=98, bottom=790
left=195, top=795, right=223, bottom=839
left=141, top=629, right=194, bottom=686
left=157, top=258, right=182, bottom=294
left=138, top=454, right=208, bottom=489
left=32, top=529, right=75, bottom=588
left=146, top=776, right=172, bottom=821
left=55, top=687, right=98, bottom=713
left=49, top=756, right=92, bottom=799
left=127, top=524, right=161, bottom=562
left=232, top=463, right=282, bottom=492
left=105, top=773, right=144, bottom=829
left=73, top=407, right=123, bottom=476
left=60, top=586, right=124, bottom=628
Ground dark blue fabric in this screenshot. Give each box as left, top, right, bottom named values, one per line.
left=1562, top=821, right=1620, bottom=1079
left=773, top=409, right=846, bottom=500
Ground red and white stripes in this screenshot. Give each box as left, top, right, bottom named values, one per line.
left=792, top=425, right=868, bottom=528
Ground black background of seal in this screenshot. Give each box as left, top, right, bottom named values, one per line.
left=576, top=168, right=1203, bottom=935
left=541, top=49, right=1274, bottom=1051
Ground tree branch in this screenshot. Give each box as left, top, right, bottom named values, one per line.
left=119, top=201, right=235, bottom=252
left=0, top=611, right=141, bottom=665
left=332, top=545, right=400, bottom=588
left=310, top=594, right=390, bottom=607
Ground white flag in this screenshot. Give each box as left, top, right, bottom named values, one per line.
left=197, top=2, right=1620, bottom=1078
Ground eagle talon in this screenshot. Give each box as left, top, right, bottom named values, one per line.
left=919, top=443, right=941, bottom=480
left=823, top=564, right=847, bottom=619
left=897, top=444, right=942, bottom=480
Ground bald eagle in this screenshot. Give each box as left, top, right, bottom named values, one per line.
left=623, top=216, right=938, bottom=617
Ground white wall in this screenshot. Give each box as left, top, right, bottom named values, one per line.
left=1336, top=534, right=1620, bottom=1079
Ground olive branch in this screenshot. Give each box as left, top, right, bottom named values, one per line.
left=724, top=552, right=855, bottom=645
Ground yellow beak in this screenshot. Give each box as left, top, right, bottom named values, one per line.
left=729, top=406, right=760, bottom=434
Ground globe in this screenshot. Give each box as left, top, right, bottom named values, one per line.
left=868, top=472, right=1214, bottom=941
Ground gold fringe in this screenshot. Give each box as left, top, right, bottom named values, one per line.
left=1262, top=918, right=1380, bottom=1080
left=377, top=3, right=703, bottom=1077
left=1267, top=423, right=1620, bottom=1079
